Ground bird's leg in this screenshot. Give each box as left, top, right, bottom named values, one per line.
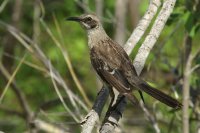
left=103, top=88, right=125, bottom=121
left=100, top=93, right=127, bottom=131
left=110, top=94, right=125, bottom=113
left=81, top=85, right=109, bottom=125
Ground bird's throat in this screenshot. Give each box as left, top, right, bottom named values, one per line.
left=87, top=27, right=108, bottom=49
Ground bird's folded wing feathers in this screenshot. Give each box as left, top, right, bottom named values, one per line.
left=90, top=49, right=131, bottom=92
left=93, top=58, right=138, bottom=104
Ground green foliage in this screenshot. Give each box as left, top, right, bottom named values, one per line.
left=168, top=0, right=200, bottom=37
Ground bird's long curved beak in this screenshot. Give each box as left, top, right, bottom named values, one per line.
left=66, top=16, right=82, bottom=22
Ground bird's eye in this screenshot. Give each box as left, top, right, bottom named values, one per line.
left=86, top=17, right=92, bottom=21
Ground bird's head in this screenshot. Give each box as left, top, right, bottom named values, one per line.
left=66, top=14, right=100, bottom=30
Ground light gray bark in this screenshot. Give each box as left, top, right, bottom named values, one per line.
left=128, top=0, right=140, bottom=28
left=182, top=35, right=192, bottom=133
left=133, top=0, right=176, bottom=75
left=95, top=0, right=104, bottom=21
left=124, top=0, right=161, bottom=55
left=114, top=0, right=128, bottom=45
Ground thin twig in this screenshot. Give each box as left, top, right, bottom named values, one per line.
left=0, top=20, right=89, bottom=114
left=190, top=64, right=200, bottom=74
left=49, top=61, right=80, bottom=122
left=0, top=105, right=24, bottom=118
left=74, top=0, right=91, bottom=13
left=0, top=0, right=9, bottom=13
left=0, top=54, right=26, bottom=103
left=41, top=15, right=92, bottom=107
left=34, top=119, right=70, bottom=133
left=3, top=53, right=47, bottom=73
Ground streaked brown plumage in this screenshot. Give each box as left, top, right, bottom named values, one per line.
left=67, top=14, right=182, bottom=109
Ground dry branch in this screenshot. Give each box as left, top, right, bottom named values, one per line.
left=181, top=37, right=200, bottom=133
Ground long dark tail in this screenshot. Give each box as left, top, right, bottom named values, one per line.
left=138, top=81, right=182, bottom=109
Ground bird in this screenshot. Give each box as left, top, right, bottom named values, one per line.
left=67, top=14, right=182, bottom=109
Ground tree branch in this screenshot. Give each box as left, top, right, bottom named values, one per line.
left=182, top=34, right=192, bottom=133
left=124, top=0, right=161, bottom=55
left=0, top=105, right=69, bottom=133
left=0, top=60, right=33, bottom=123
left=33, top=119, right=70, bottom=133
left=114, top=0, right=128, bottom=45
left=81, top=86, right=109, bottom=133
left=2, top=0, right=23, bottom=73
left=133, top=0, right=177, bottom=75
left=0, top=105, right=25, bottom=118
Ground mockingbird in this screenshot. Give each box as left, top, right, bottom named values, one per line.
left=67, top=14, right=182, bottom=109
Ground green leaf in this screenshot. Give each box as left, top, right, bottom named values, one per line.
left=166, top=13, right=181, bottom=25
left=188, top=22, right=200, bottom=37
left=185, top=12, right=194, bottom=33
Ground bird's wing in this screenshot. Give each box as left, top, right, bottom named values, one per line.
left=90, top=47, right=131, bottom=92
left=99, top=39, right=142, bottom=87
left=90, top=40, right=181, bottom=108
left=90, top=48, right=138, bottom=104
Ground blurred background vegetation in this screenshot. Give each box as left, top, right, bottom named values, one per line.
left=0, top=0, right=200, bottom=133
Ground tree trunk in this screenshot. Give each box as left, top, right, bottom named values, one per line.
left=95, top=0, right=104, bottom=22
left=2, top=0, right=23, bottom=72
left=114, top=0, right=128, bottom=45
left=128, top=0, right=140, bottom=29
left=33, top=0, right=41, bottom=44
